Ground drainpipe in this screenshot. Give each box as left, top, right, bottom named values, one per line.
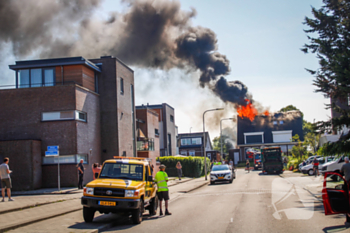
left=61, top=66, right=64, bottom=85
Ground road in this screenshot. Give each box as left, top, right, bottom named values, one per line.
left=8, top=170, right=350, bottom=233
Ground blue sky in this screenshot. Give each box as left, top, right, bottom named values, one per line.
left=101, top=0, right=327, bottom=137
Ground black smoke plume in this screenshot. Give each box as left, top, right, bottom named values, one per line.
left=0, top=0, right=250, bottom=106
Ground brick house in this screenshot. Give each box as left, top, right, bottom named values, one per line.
left=0, top=56, right=136, bottom=190
left=136, top=103, right=176, bottom=157
left=177, top=132, right=213, bottom=157
left=135, top=106, right=160, bottom=175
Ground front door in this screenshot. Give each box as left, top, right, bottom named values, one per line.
left=322, top=172, right=350, bottom=215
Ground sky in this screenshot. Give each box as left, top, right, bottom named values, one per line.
left=101, top=0, right=328, bottom=138
left=0, top=0, right=328, bottom=142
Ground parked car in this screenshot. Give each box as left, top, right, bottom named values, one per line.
left=300, top=157, right=334, bottom=176
left=321, top=155, right=345, bottom=175
left=210, top=165, right=234, bottom=185
left=298, top=156, right=321, bottom=171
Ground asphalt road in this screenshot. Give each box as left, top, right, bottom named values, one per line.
left=8, top=170, right=350, bottom=233
left=104, top=169, right=350, bottom=233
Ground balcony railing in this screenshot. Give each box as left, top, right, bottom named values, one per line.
left=137, top=138, right=154, bottom=151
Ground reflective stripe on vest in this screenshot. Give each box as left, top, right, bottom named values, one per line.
left=155, top=171, right=168, bottom=192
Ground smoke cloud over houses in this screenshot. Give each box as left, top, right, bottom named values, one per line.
left=0, top=0, right=255, bottom=110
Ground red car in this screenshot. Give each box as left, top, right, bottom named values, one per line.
left=322, top=172, right=350, bottom=223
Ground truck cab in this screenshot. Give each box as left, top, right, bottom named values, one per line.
left=81, top=157, right=158, bottom=224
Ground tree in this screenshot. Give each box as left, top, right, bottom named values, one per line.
left=302, top=0, right=350, bottom=155
left=280, top=105, right=304, bottom=118
left=212, top=135, right=234, bottom=154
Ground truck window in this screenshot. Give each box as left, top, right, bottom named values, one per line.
left=99, top=163, right=143, bottom=181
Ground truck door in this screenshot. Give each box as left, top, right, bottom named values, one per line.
left=145, top=166, right=152, bottom=202
left=322, top=172, right=350, bottom=215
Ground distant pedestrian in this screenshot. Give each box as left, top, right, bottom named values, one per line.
left=246, top=159, right=250, bottom=173
left=154, top=165, right=171, bottom=216
left=229, top=159, right=234, bottom=171
left=0, top=157, right=14, bottom=201
left=341, top=157, right=350, bottom=183
left=91, top=163, right=101, bottom=180
left=312, top=157, right=319, bottom=177
left=150, top=164, right=154, bottom=175
left=176, top=162, right=182, bottom=180
left=77, top=159, right=84, bottom=189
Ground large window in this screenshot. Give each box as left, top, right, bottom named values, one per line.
left=17, top=68, right=55, bottom=88
left=137, top=138, right=155, bottom=151
left=244, top=132, right=264, bottom=144
left=181, top=137, right=202, bottom=146
left=42, top=110, right=87, bottom=122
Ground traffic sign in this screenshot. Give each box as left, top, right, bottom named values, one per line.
left=47, top=146, right=59, bottom=151
left=45, top=151, right=59, bottom=156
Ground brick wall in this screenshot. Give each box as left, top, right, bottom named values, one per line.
left=0, top=140, right=42, bottom=191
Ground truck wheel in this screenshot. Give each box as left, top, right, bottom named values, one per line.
left=83, top=207, right=95, bottom=223
left=132, top=200, right=144, bottom=224
left=149, top=195, right=158, bottom=216
left=308, top=169, right=314, bottom=176
left=346, top=213, right=350, bottom=223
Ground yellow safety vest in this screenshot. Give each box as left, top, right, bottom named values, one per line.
left=155, top=171, right=168, bottom=192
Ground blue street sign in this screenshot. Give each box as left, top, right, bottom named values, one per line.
left=47, top=146, right=59, bottom=151
left=45, top=151, right=59, bottom=156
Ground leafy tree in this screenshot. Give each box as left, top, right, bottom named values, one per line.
left=302, top=0, right=350, bottom=155
left=279, top=105, right=304, bottom=118
left=212, top=135, right=234, bottom=154
left=291, top=134, right=307, bottom=159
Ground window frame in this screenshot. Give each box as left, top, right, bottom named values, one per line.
left=41, top=110, right=87, bottom=122
left=17, top=67, right=56, bottom=88
left=120, top=77, right=124, bottom=95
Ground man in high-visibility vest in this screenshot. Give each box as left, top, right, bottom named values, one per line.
left=154, top=164, right=172, bottom=216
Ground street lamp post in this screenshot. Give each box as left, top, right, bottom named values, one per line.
left=203, top=108, right=224, bottom=180
left=220, top=118, right=234, bottom=161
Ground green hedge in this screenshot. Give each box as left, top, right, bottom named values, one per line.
left=157, top=156, right=211, bottom=178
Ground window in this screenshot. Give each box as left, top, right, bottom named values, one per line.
left=120, top=77, right=124, bottom=94
left=99, top=163, right=143, bottom=181
left=191, top=138, right=202, bottom=145
left=189, top=150, right=195, bottom=156
left=181, top=138, right=191, bottom=146
left=155, top=129, right=159, bottom=136
left=273, top=121, right=277, bottom=125
left=17, top=68, right=55, bottom=88
left=180, top=150, right=187, bottom=155
left=42, top=110, right=87, bottom=122
left=42, top=154, right=88, bottom=165
left=279, top=120, right=284, bottom=124
left=272, top=130, right=292, bottom=143
left=244, top=132, right=264, bottom=144
left=170, top=115, right=174, bottom=122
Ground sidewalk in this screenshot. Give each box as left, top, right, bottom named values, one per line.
left=0, top=176, right=208, bottom=233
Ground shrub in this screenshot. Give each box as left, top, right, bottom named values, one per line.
left=157, top=156, right=211, bottom=178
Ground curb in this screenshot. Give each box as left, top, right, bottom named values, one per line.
left=87, top=222, right=116, bottom=233
left=0, top=207, right=82, bottom=233
left=168, top=178, right=194, bottom=187
left=0, top=197, right=81, bottom=215
left=183, top=181, right=209, bottom=193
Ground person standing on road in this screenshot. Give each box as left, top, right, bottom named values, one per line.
left=77, top=159, right=84, bottom=189
left=0, top=157, right=14, bottom=201
left=341, top=157, right=350, bottom=184
left=91, top=163, right=101, bottom=180
left=246, top=159, right=250, bottom=173
left=312, top=157, right=319, bottom=177
left=176, top=161, right=182, bottom=180
left=229, top=159, right=234, bottom=171
left=154, top=164, right=171, bottom=216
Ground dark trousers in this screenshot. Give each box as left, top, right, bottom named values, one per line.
left=177, top=169, right=182, bottom=179
left=78, top=174, right=84, bottom=189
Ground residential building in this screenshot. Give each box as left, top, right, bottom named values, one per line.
left=237, top=111, right=303, bottom=161
left=136, top=103, right=176, bottom=156
left=136, top=106, right=160, bottom=174
left=0, top=56, right=136, bottom=190
left=177, top=132, right=213, bottom=157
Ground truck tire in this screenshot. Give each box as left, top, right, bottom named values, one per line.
left=148, top=195, right=158, bottom=216
left=83, top=207, right=95, bottom=223
left=132, top=199, right=144, bottom=224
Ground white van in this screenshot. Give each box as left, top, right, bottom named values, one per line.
left=321, top=155, right=345, bottom=174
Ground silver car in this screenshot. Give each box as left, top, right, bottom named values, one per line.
left=210, top=165, right=235, bottom=185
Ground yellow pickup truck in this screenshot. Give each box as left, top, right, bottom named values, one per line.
left=81, top=157, right=158, bottom=224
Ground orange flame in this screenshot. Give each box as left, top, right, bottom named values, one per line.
left=237, top=99, right=258, bottom=121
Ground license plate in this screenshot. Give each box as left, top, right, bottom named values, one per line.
left=99, top=201, right=116, bottom=206
left=218, top=177, right=224, bottom=179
